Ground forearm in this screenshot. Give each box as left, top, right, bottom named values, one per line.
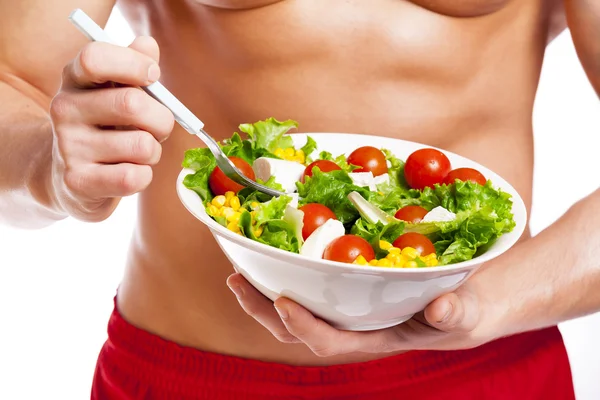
left=0, top=79, right=66, bottom=228
left=478, top=190, right=600, bottom=337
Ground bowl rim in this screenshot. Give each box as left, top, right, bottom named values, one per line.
left=176, top=132, right=528, bottom=274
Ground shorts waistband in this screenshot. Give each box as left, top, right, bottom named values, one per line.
left=102, top=296, right=565, bottom=398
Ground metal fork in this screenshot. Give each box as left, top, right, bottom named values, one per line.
left=68, top=9, right=285, bottom=197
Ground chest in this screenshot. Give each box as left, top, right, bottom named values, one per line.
left=191, top=0, right=511, bottom=17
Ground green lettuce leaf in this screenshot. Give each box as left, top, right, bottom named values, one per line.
left=381, top=148, right=408, bottom=190
left=253, top=195, right=292, bottom=226
left=236, top=177, right=285, bottom=209
left=351, top=218, right=405, bottom=258
left=260, top=220, right=300, bottom=252
left=237, top=195, right=298, bottom=252
left=368, top=188, right=416, bottom=214
left=182, top=148, right=213, bottom=170
left=219, top=132, right=253, bottom=164
left=435, top=206, right=509, bottom=264
left=367, top=150, right=414, bottom=213
left=283, top=205, right=305, bottom=246
left=181, top=120, right=287, bottom=202
left=402, top=181, right=516, bottom=265
left=360, top=179, right=516, bottom=265
left=219, top=132, right=277, bottom=164
left=260, top=176, right=285, bottom=191
left=297, top=169, right=371, bottom=225
left=238, top=210, right=300, bottom=253
left=239, top=117, right=299, bottom=152
left=181, top=148, right=217, bottom=202
left=300, top=136, right=318, bottom=159
left=317, top=151, right=358, bottom=173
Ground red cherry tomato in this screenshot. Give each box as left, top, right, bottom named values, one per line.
left=298, top=203, right=337, bottom=240
left=392, top=232, right=436, bottom=256
left=394, top=205, right=429, bottom=223
left=301, top=160, right=341, bottom=183
left=404, top=148, right=451, bottom=190
left=444, top=167, right=486, bottom=186
left=323, top=235, right=375, bottom=263
left=347, top=146, right=388, bottom=176
left=208, top=156, right=256, bottom=195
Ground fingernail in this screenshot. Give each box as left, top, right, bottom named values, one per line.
left=147, top=64, right=160, bottom=82
left=274, top=305, right=288, bottom=321
left=228, top=284, right=244, bottom=298
left=438, top=303, right=453, bottom=323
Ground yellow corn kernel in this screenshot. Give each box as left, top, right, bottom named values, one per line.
left=250, top=210, right=257, bottom=218
left=251, top=201, right=260, bottom=209
left=221, top=207, right=235, bottom=220
left=353, top=255, right=368, bottom=265
left=284, top=147, right=295, bottom=157
left=377, top=258, right=392, bottom=267
left=207, top=205, right=220, bottom=216
left=387, top=252, right=401, bottom=262
left=227, top=212, right=241, bottom=224
left=296, top=150, right=306, bottom=163
left=401, top=247, right=419, bottom=260
left=388, top=247, right=401, bottom=254
left=227, top=221, right=240, bottom=232
left=405, top=260, right=418, bottom=268
left=387, top=254, right=402, bottom=267
left=421, top=253, right=437, bottom=261
left=426, top=259, right=439, bottom=267
left=379, top=240, right=393, bottom=251
left=254, top=226, right=264, bottom=237
left=229, top=196, right=241, bottom=211
left=274, top=148, right=286, bottom=158
left=211, top=195, right=227, bottom=208
left=369, top=259, right=378, bottom=266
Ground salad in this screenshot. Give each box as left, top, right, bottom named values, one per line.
left=181, top=117, right=516, bottom=268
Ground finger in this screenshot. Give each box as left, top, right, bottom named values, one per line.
left=128, top=36, right=160, bottom=63
left=273, top=298, right=366, bottom=356
left=68, top=128, right=162, bottom=166
left=57, top=88, right=174, bottom=142
left=227, top=273, right=300, bottom=344
left=423, top=288, right=480, bottom=333
left=64, top=41, right=160, bottom=89
left=63, top=163, right=153, bottom=200
left=274, top=298, right=426, bottom=356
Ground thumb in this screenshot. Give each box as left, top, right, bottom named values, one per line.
left=423, top=286, right=480, bottom=333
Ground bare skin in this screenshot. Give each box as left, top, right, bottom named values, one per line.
left=1, top=0, right=599, bottom=368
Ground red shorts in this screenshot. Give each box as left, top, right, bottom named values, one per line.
left=91, top=299, right=575, bottom=400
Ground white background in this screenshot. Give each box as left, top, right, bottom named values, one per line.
left=1, top=7, right=599, bottom=400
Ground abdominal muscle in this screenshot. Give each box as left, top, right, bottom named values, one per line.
left=115, top=0, right=549, bottom=366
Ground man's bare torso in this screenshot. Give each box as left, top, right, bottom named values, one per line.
left=115, top=0, right=560, bottom=366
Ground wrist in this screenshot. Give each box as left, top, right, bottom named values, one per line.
left=36, top=120, right=68, bottom=218
left=14, top=119, right=69, bottom=227
left=468, top=262, right=521, bottom=343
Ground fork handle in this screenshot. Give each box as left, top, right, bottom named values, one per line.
left=68, top=9, right=205, bottom=134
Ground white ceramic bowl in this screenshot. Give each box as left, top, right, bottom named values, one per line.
left=176, top=133, right=527, bottom=331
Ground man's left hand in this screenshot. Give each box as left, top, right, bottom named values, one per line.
left=226, top=271, right=501, bottom=357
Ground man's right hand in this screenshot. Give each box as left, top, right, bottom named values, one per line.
left=49, top=36, right=175, bottom=222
